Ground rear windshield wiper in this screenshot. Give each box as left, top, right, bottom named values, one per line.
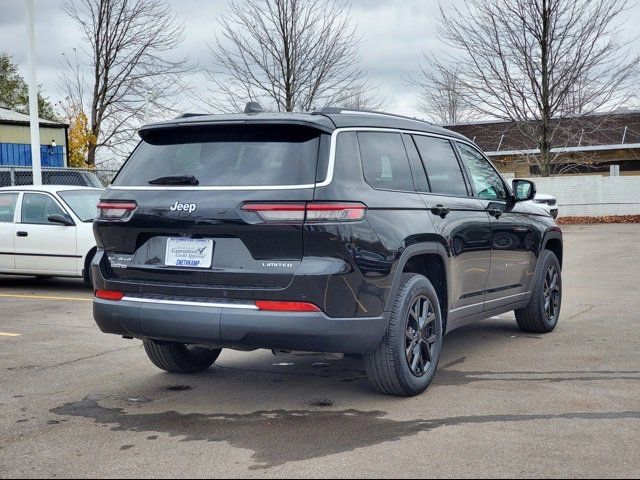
left=148, top=175, right=200, bottom=186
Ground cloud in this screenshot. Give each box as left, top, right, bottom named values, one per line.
left=1, top=0, right=638, bottom=123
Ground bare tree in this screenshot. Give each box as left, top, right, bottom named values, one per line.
left=435, top=0, right=640, bottom=175
left=338, top=82, right=387, bottom=111
left=411, top=57, right=472, bottom=125
left=60, top=0, right=192, bottom=165
left=207, top=0, right=368, bottom=113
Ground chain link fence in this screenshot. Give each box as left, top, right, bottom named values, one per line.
left=0, top=166, right=119, bottom=188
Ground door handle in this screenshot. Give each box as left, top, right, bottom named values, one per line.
left=430, top=205, right=450, bottom=218
left=16, top=231, right=28, bottom=237
left=487, top=208, right=503, bottom=218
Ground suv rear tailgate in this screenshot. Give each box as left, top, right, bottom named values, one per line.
left=94, top=123, right=328, bottom=292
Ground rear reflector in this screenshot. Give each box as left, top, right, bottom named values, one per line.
left=255, top=300, right=321, bottom=312
left=242, top=202, right=366, bottom=222
left=95, top=290, right=124, bottom=301
left=97, top=201, right=137, bottom=220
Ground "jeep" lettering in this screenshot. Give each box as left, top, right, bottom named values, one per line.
left=170, top=202, right=197, bottom=213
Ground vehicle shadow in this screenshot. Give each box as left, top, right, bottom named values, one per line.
left=0, top=275, right=91, bottom=292
left=90, top=316, right=528, bottom=405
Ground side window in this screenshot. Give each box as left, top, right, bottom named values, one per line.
left=21, top=193, right=67, bottom=225
left=402, top=134, right=430, bottom=192
left=413, top=136, right=468, bottom=196
left=358, top=132, right=414, bottom=191
left=0, top=193, right=19, bottom=223
left=456, top=143, right=507, bottom=201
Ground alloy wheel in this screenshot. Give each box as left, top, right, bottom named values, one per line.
left=405, top=295, right=438, bottom=377
left=543, top=264, right=561, bottom=322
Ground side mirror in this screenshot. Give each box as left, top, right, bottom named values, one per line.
left=48, top=214, right=74, bottom=226
left=512, top=179, right=537, bottom=202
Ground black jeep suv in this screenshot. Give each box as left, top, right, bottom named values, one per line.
left=92, top=107, right=563, bottom=396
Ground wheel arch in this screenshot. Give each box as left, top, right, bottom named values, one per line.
left=385, top=243, right=450, bottom=328
left=541, top=230, right=563, bottom=268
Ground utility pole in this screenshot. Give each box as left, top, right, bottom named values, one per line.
left=25, top=0, right=42, bottom=185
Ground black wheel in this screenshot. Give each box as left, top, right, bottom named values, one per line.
left=365, top=273, right=443, bottom=396
left=515, top=250, right=562, bottom=333
left=143, top=340, right=221, bottom=373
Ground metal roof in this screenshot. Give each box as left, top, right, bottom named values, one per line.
left=0, top=107, right=66, bottom=127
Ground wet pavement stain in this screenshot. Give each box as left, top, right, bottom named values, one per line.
left=166, top=385, right=192, bottom=392
left=308, top=399, right=334, bottom=408
left=436, top=357, right=640, bottom=387
left=50, top=397, right=640, bottom=470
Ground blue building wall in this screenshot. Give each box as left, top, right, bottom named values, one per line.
left=0, top=143, right=65, bottom=167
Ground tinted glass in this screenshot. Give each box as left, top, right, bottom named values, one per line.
left=403, top=135, right=430, bottom=192
left=413, top=136, right=468, bottom=196
left=0, top=193, right=18, bottom=222
left=358, top=132, right=414, bottom=191
left=58, top=190, right=103, bottom=222
left=21, top=193, right=67, bottom=225
left=457, top=143, right=507, bottom=201
left=113, top=125, right=322, bottom=187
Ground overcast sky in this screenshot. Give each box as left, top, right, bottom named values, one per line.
left=1, top=0, right=640, bottom=122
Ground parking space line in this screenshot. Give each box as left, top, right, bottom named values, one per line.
left=0, top=332, right=21, bottom=337
left=0, top=293, right=92, bottom=302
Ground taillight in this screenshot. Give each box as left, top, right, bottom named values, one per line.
left=241, top=202, right=366, bottom=223
left=97, top=201, right=137, bottom=220
left=255, top=300, right=321, bottom=312
left=241, top=203, right=306, bottom=222
left=306, top=202, right=366, bottom=222
left=95, top=289, right=124, bottom=301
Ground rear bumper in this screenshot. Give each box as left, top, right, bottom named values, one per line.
left=93, top=297, right=388, bottom=354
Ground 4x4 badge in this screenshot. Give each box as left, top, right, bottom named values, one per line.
left=170, top=201, right=197, bottom=213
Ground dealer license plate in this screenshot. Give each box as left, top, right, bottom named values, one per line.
left=165, top=238, right=214, bottom=268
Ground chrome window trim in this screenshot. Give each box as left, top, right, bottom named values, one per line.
left=121, top=296, right=259, bottom=310
left=107, top=127, right=471, bottom=191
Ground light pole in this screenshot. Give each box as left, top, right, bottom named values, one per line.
left=25, top=0, right=42, bottom=185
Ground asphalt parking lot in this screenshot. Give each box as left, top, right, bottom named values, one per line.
left=1, top=224, right=639, bottom=478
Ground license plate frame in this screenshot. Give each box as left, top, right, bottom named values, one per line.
left=165, top=238, right=214, bottom=269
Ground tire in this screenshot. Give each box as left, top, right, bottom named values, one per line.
left=83, top=250, right=96, bottom=285
left=143, top=340, right=221, bottom=374
left=364, top=273, right=444, bottom=397
left=515, top=250, right=562, bottom=333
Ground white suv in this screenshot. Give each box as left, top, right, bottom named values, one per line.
left=527, top=193, right=558, bottom=218
left=0, top=185, right=102, bottom=281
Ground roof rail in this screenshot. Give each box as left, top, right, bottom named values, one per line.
left=174, top=113, right=209, bottom=119
left=312, top=107, right=433, bottom=125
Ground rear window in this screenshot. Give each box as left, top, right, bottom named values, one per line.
left=58, top=190, right=103, bottom=222
left=113, top=125, right=323, bottom=187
